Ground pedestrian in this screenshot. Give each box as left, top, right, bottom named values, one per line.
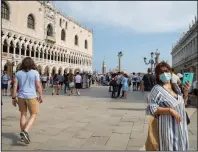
left=141, top=68, right=156, bottom=103
left=12, top=57, right=43, bottom=144
left=109, top=77, right=118, bottom=98
left=41, top=73, right=48, bottom=91
left=116, top=72, right=123, bottom=98
left=146, top=61, right=190, bottom=151
left=132, top=72, right=137, bottom=91
left=171, top=68, right=181, bottom=85
left=1, top=71, right=10, bottom=96
left=68, top=72, right=74, bottom=96
left=63, top=72, right=68, bottom=94
left=57, top=72, right=64, bottom=90
left=52, top=74, right=59, bottom=95
left=10, top=73, right=15, bottom=97
left=121, top=73, right=129, bottom=99
left=74, top=72, right=82, bottom=95
left=136, top=73, right=141, bottom=91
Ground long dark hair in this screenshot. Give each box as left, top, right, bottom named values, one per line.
left=20, top=57, right=37, bottom=72
left=155, top=61, right=179, bottom=94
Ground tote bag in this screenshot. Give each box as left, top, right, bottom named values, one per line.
left=145, top=116, right=159, bottom=151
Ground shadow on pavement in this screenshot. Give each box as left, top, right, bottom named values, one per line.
left=109, top=108, right=146, bottom=111
left=2, top=132, right=26, bottom=146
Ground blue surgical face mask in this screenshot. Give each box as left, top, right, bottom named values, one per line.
left=159, top=72, right=171, bottom=83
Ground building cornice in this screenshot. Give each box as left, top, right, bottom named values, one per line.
left=172, top=20, right=197, bottom=53
left=37, top=1, right=93, bottom=34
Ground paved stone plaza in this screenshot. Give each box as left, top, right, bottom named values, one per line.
left=1, top=86, right=197, bottom=151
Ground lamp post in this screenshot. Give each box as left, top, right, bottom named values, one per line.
left=117, top=51, right=123, bottom=72
left=143, top=52, right=155, bottom=72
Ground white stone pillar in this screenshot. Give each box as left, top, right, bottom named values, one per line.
left=7, top=45, right=10, bottom=57
left=19, top=46, right=21, bottom=57
left=24, top=47, right=27, bottom=57
left=38, top=50, right=40, bottom=59
left=42, top=52, right=44, bottom=61
left=13, top=47, right=16, bottom=58
left=29, top=49, right=32, bottom=57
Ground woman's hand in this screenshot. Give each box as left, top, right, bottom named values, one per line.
left=183, top=81, right=190, bottom=97
left=170, top=108, right=182, bottom=123
left=12, top=99, right=17, bottom=107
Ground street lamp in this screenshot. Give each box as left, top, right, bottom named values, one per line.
left=117, top=51, right=123, bottom=72
left=143, top=52, right=155, bottom=72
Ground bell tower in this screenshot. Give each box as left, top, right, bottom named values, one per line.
left=102, top=57, right=106, bottom=74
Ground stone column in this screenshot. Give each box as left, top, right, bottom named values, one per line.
left=49, top=54, right=51, bottom=63
left=34, top=50, right=36, bottom=59
left=7, top=45, right=10, bottom=57
left=42, top=52, right=44, bottom=61
left=19, top=46, right=21, bottom=57
left=24, top=47, right=27, bottom=57
left=13, top=47, right=16, bottom=58
left=29, top=49, right=32, bottom=57
left=38, top=50, right=40, bottom=59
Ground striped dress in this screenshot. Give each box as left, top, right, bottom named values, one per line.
left=147, top=84, right=189, bottom=151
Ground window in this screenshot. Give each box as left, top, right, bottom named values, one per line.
left=74, top=35, right=78, bottom=46
left=27, top=14, right=35, bottom=29
left=65, top=22, right=68, bottom=29
left=60, top=18, right=62, bottom=26
left=47, top=24, right=53, bottom=36
left=61, top=29, right=65, bottom=41
left=1, top=2, right=9, bottom=20
left=85, top=40, right=88, bottom=49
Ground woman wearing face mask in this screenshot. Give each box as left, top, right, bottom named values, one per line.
left=147, top=61, right=190, bottom=151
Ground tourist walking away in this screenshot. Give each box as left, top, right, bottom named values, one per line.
left=68, top=72, right=74, bottom=96
left=57, top=72, right=64, bottom=90
left=142, top=68, right=156, bottom=103
left=109, top=77, right=118, bottom=98
left=10, top=73, right=15, bottom=97
left=1, top=71, right=10, bottom=96
left=145, top=61, right=190, bottom=151
left=136, top=73, right=141, bottom=91
left=41, top=74, right=48, bottom=91
left=121, top=73, right=129, bottom=99
left=52, top=74, right=60, bottom=95
left=12, top=57, right=43, bottom=144
left=74, top=72, right=82, bottom=95
left=116, top=72, right=123, bottom=97
left=132, top=72, right=137, bottom=91
left=63, top=72, right=68, bottom=94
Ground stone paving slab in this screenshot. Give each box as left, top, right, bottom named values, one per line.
left=106, top=133, right=130, bottom=150
left=1, top=86, right=197, bottom=151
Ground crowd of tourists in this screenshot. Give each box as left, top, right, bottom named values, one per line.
left=1, top=56, right=198, bottom=151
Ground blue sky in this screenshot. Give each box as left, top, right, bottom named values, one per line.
left=52, top=1, right=197, bottom=73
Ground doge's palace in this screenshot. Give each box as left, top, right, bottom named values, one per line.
left=1, top=1, right=93, bottom=76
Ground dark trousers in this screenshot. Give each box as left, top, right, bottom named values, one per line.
left=111, top=90, right=116, bottom=98
left=117, top=84, right=122, bottom=97
left=111, top=86, right=117, bottom=98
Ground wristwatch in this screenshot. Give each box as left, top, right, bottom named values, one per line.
left=12, top=97, right=16, bottom=99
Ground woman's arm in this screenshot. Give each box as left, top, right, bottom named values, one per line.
left=154, top=107, right=182, bottom=122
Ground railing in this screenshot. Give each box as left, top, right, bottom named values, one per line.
left=2, top=53, right=91, bottom=68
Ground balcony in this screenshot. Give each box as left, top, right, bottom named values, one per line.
left=45, top=36, right=56, bottom=43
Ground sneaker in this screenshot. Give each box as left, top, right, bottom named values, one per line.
left=20, top=131, right=30, bottom=144
left=20, top=138, right=24, bottom=142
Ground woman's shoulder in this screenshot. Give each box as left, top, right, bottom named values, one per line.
left=150, top=84, right=161, bottom=93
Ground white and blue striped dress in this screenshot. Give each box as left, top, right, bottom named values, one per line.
left=148, top=84, right=189, bottom=151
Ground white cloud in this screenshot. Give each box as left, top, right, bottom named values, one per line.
left=53, top=1, right=197, bottom=33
